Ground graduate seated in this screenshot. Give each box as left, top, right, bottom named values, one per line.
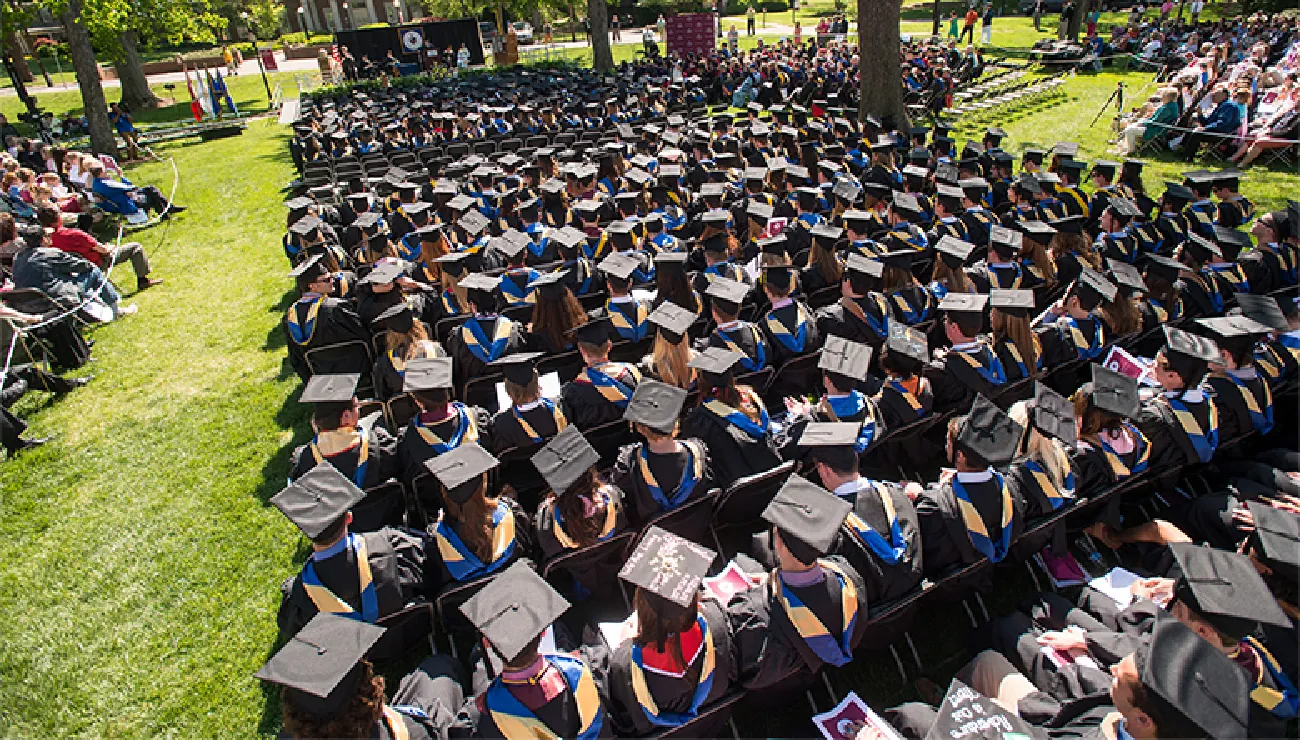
left=924, top=293, right=1007, bottom=414
left=272, top=463, right=427, bottom=638
left=1137, top=325, right=1222, bottom=471
left=878, top=247, right=936, bottom=325
left=525, top=273, right=584, bottom=355
left=1032, top=267, right=1115, bottom=366
left=422, top=443, right=533, bottom=591
left=873, top=324, right=934, bottom=431
left=283, top=254, right=371, bottom=382
left=596, top=252, right=652, bottom=343
left=561, top=317, right=643, bottom=430
left=1236, top=293, right=1300, bottom=391
left=256, top=614, right=468, bottom=740
left=783, top=336, right=882, bottom=459
left=727, top=474, right=869, bottom=690
left=1006, top=385, right=1078, bottom=519
left=395, top=357, right=493, bottom=492
left=611, top=381, right=713, bottom=526
left=606, top=528, right=736, bottom=736
left=443, top=273, right=529, bottom=390
left=457, top=561, right=613, bottom=738
left=966, top=225, right=1028, bottom=291
left=1069, top=364, right=1152, bottom=495
left=695, top=277, right=768, bottom=373
left=289, top=373, right=399, bottom=492
left=532, top=426, right=628, bottom=599
left=495, top=233, right=542, bottom=308
left=989, top=288, right=1042, bottom=384
left=488, top=352, right=568, bottom=453
left=639, top=301, right=698, bottom=391
left=1193, top=315, right=1275, bottom=442
left=760, top=262, right=820, bottom=366
left=815, top=253, right=891, bottom=350
left=912, top=396, right=1025, bottom=578
left=681, top=347, right=781, bottom=489
left=371, top=302, right=444, bottom=402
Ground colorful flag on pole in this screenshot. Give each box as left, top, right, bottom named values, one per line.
left=214, top=67, right=238, bottom=116
left=204, top=67, right=222, bottom=117
left=183, top=63, right=202, bottom=121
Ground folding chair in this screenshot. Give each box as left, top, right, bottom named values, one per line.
left=462, top=373, right=503, bottom=413
left=581, top=418, right=637, bottom=466
left=711, top=460, right=796, bottom=537
left=304, top=340, right=374, bottom=395
left=434, top=572, right=504, bottom=658
left=644, top=689, right=744, bottom=739
left=632, top=489, right=722, bottom=554
left=352, top=480, right=407, bottom=533
left=762, top=352, right=820, bottom=406
left=540, top=531, right=635, bottom=606
left=385, top=394, right=419, bottom=431
left=367, top=601, right=436, bottom=665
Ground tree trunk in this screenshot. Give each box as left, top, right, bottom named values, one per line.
left=1067, top=0, right=1088, bottom=41
left=60, top=0, right=117, bottom=157
left=5, top=33, right=32, bottom=83
left=931, top=0, right=941, bottom=37
left=859, top=0, right=908, bottom=128
left=115, top=30, right=160, bottom=110
left=588, top=0, right=613, bottom=72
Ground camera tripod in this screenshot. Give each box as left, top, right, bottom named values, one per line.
left=1089, top=81, right=1124, bottom=128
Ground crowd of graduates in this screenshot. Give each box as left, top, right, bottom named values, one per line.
left=258, top=52, right=1300, bottom=740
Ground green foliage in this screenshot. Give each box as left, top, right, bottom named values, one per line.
left=245, top=0, right=287, bottom=39
left=76, top=0, right=231, bottom=62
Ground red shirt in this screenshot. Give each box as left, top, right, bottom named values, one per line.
left=50, top=226, right=104, bottom=266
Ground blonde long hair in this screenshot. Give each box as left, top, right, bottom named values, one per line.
left=991, top=309, right=1039, bottom=378
left=649, top=333, right=695, bottom=389
left=1009, top=401, right=1072, bottom=491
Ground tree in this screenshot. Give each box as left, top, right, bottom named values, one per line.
left=588, top=0, right=612, bottom=72
left=859, top=0, right=908, bottom=128
left=57, top=0, right=117, bottom=155
left=245, top=0, right=286, bottom=39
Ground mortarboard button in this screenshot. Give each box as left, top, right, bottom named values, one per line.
left=530, top=425, right=599, bottom=494
left=424, top=442, right=498, bottom=504
left=460, top=561, right=570, bottom=664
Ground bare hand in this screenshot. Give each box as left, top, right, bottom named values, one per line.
left=1086, top=522, right=1122, bottom=550
left=395, top=276, right=420, bottom=291
left=1131, top=577, right=1174, bottom=604
left=1230, top=507, right=1256, bottom=532
left=904, top=482, right=925, bottom=501
left=1037, top=627, right=1088, bottom=656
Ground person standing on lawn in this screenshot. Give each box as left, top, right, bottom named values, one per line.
left=960, top=5, right=978, bottom=43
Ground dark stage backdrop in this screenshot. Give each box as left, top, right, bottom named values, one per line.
left=335, top=20, right=485, bottom=67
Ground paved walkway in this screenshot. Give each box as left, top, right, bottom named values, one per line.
left=0, top=52, right=323, bottom=98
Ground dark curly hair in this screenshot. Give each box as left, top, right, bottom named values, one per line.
left=281, top=661, right=385, bottom=740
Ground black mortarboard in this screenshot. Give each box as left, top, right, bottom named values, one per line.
left=832, top=180, right=862, bottom=204
left=255, top=614, right=384, bottom=719
left=798, top=421, right=862, bottom=449
left=748, top=202, right=775, bottom=222
left=1088, top=363, right=1139, bottom=418
left=624, top=380, right=687, bottom=435
left=360, top=261, right=404, bottom=287
left=1181, top=233, right=1221, bottom=264
left=1171, top=543, right=1290, bottom=638
left=706, top=277, right=750, bottom=312
left=1031, top=382, right=1076, bottom=446
left=301, top=373, right=359, bottom=404
left=550, top=226, right=587, bottom=252
left=886, top=323, right=928, bottom=365
left=1234, top=293, right=1289, bottom=333
left=1141, top=615, right=1251, bottom=740
left=271, top=462, right=367, bottom=539
left=572, top=316, right=613, bottom=345
left=461, top=561, right=569, bottom=663
left=939, top=292, right=988, bottom=314
left=763, top=264, right=795, bottom=293
left=531, top=425, right=599, bottom=494
left=447, top=194, right=477, bottom=212
left=424, top=442, right=497, bottom=504
left=891, top=192, right=921, bottom=216
left=1107, top=197, right=1141, bottom=219
left=811, top=223, right=844, bottom=243
left=648, top=301, right=695, bottom=343
left=762, top=474, right=851, bottom=562
left=818, top=336, right=872, bottom=382
left=457, top=210, right=490, bottom=236
left=844, top=253, right=883, bottom=279
left=923, top=678, right=1038, bottom=740
left=654, top=251, right=688, bottom=270
left=1057, top=158, right=1086, bottom=175
left=1193, top=316, right=1270, bottom=355
left=989, top=288, right=1035, bottom=318
left=1072, top=267, right=1118, bottom=307
left=1211, top=225, right=1252, bottom=261
left=1161, top=325, right=1220, bottom=380
left=878, top=249, right=919, bottom=270
left=701, top=208, right=731, bottom=227
left=402, top=357, right=453, bottom=393
left=1048, top=215, right=1084, bottom=235
left=1162, top=181, right=1195, bottom=205
left=1106, top=259, right=1147, bottom=295
left=290, top=253, right=328, bottom=283
left=936, top=235, right=975, bottom=267
left=374, top=302, right=416, bottom=334
left=290, top=215, right=322, bottom=238
left=988, top=225, right=1022, bottom=257
left=1142, top=253, right=1185, bottom=285
left=956, top=395, right=1022, bottom=466
left=1245, top=502, right=1300, bottom=581
left=687, top=347, right=742, bottom=378
left=619, top=526, right=714, bottom=607
left=598, top=251, right=640, bottom=281
left=459, top=272, right=502, bottom=294
left=490, top=351, right=543, bottom=387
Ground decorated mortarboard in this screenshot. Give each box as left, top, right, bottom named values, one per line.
left=301, top=373, right=359, bottom=404
left=488, top=352, right=542, bottom=388
left=882, top=323, right=927, bottom=365
left=446, top=194, right=477, bottom=212
left=989, top=289, right=1035, bottom=318
left=254, top=614, right=385, bottom=719
left=700, top=209, right=731, bottom=228
left=1234, top=293, right=1289, bottom=333
left=743, top=167, right=769, bottom=182
left=606, top=220, right=637, bottom=237
left=402, top=357, right=454, bottom=393
left=270, top=462, right=367, bottom=539
left=624, top=380, right=688, bottom=436
left=658, top=163, right=683, bottom=179
left=461, top=561, right=570, bottom=663
left=922, top=677, right=1039, bottom=740
left=351, top=211, right=382, bottom=231
left=1106, top=258, right=1147, bottom=295
left=818, top=336, right=873, bottom=381
left=705, top=277, right=750, bottom=309
left=619, top=526, right=715, bottom=607
left=935, top=183, right=965, bottom=202
left=956, top=395, right=1022, bottom=466
left=598, top=251, right=640, bottom=282
left=939, top=292, right=988, bottom=313
left=844, top=252, right=883, bottom=279
left=762, top=474, right=852, bottom=561
left=1088, top=363, right=1140, bottom=418
left=424, top=442, right=498, bottom=504
left=687, top=346, right=743, bottom=377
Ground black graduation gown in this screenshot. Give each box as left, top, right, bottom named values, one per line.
left=606, top=599, right=737, bottom=737
left=283, top=296, right=371, bottom=381
left=1204, top=372, right=1270, bottom=444
left=461, top=655, right=616, bottom=739
left=560, top=362, right=643, bottom=430
left=680, top=392, right=782, bottom=490
left=424, top=498, right=535, bottom=593
left=1035, top=314, right=1106, bottom=367
left=885, top=285, right=938, bottom=326
left=914, top=471, right=1026, bottom=578
left=1240, top=243, right=1298, bottom=296
left=760, top=300, right=822, bottom=368
left=695, top=321, right=769, bottom=372
left=1068, top=426, right=1150, bottom=500
left=490, top=401, right=568, bottom=454
left=444, top=315, right=528, bottom=390
left=960, top=207, right=996, bottom=248
left=924, top=342, right=1007, bottom=414
left=1136, top=390, right=1219, bottom=472
left=395, top=405, right=495, bottom=488
left=610, top=438, right=715, bottom=526
left=798, top=262, right=839, bottom=296
left=832, top=480, right=925, bottom=604
left=534, top=486, right=629, bottom=600
left=1176, top=273, right=1219, bottom=319
left=815, top=293, right=891, bottom=349
left=289, top=421, right=401, bottom=492
left=373, top=340, right=445, bottom=402
left=1010, top=453, right=1079, bottom=519
left=276, top=527, right=427, bottom=637
left=873, top=377, right=934, bottom=432
left=726, top=555, right=870, bottom=691
left=965, top=261, right=1027, bottom=293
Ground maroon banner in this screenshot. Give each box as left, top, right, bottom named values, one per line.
left=666, top=13, right=717, bottom=59
left=259, top=48, right=279, bottom=71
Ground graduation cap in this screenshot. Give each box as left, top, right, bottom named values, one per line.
left=1051, top=142, right=1079, bottom=157
left=487, top=351, right=542, bottom=388
left=1022, top=148, right=1046, bottom=165
left=1161, top=324, right=1220, bottom=382
left=935, top=183, right=965, bottom=203
left=424, top=442, right=498, bottom=504
left=286, top=196, right=314, bottom=211
left=955, top=395, right=1022, bottom=466
left=619, top=526, right=715, bottom=608
left=936, top=235, right=975, bottom=267
left=270, top=462, right=367, bottom=540
left=654, top=251, right=689, bottom=270
left=434, top=251, right=472, bottom=278
left=1211, top=225, right=1252, bottom=261
left=1056, top=159, right=1087, bottom=176
left=922, top=678, right=1038, bottom=740
left=624, top=380, right=687, bottom=435
left=1182, top=169, right=1217, bottom=188
left=1162, top=181, right=1196, bottom=205
left=572, top=316, right=614, bottom=345
left=1234, top=293, right=1289, bottom=333
left=844, top=252, right=883, bottom=279
left=886, top=323, right=929, bottom=366
left=360, top=261, right=404, bottom=286
left=301, top=373, right=359, bottom=405
left=460, top=271, right=502, bottom=295
left=1107, top=197, right=1142, bottom=219
left=531, top=425, right=599, bottom=494
left=1245, top=502, right=1300, bottom=581
left=290, top=253, right=328, bottom=284
left=878, top=249, right=920, bottom=271
left=648, top=301, right=695, bottom=343
left=1181, top=232, right=1221, bottom=265
left=1071, top=267, right=1118, bottom=307
left=988, top=225, right=1022, bottom=257
left=457, top=210, right=490, bottom=236
left=401, top=357, right=453, bottom=394
left=254, top=614, right=385, bottom=720
left=1030, top=382, right=1076, bottom=446
left=1106, top=259, right=1147, bottom=295
left=1139, top=614, right=1251, bottom=740
left=461, top=561, right=570, bottom=664
left=989, top=288, right=1035, bottom=318
left=1088, top=363, right=1139, bottom=418
left=1091, top=159, right=1120, bottom=178
left=687, top=346, right=743, bottom=378
left=762, top=474, right=852, bottom=563
left=374, top=301, right=416, bottom=334
left=747, top=202, right=775, bottom=223
left=819, top=336, right=872, bottom=382
left=891, top=192, right=921, bottom=216
left=798, top=421, right=862, bottom=450
left=446, top=194, right=477, bottom=212
left=706, top=277, right=750, bottom=314
left=550, top=226, right=588, bottom=252
left=1170, top=542, right=1291, bottom=639
left=939, top=292, right=988, bottom=314
left=290, top=215, right=323, bottom=239
left=598, top=252, right=640, bottom=282
left=810, top=223, right=844, bottom=244
left=1142, top=253, right=1186, bottom=285
left=1048, top=215, right=1084, bottom=235
left=1193, top=315, right=1271, bottom=356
